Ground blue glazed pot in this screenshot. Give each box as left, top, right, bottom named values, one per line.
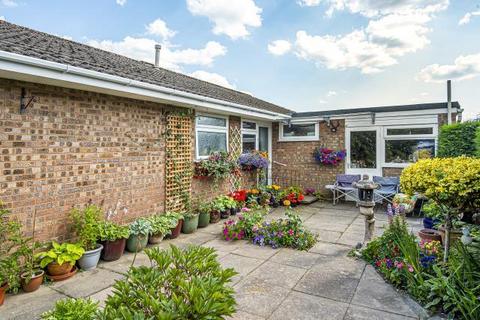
left=423, top=217, right=440, bottom=230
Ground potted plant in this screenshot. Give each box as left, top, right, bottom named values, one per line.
left=422, top=200, right=442, bottom=229
left=210, top=202, right=221, bottom=223
left=35, top=242, right=84, bottom=280
left=215, top=195, right=235, bottom=219
left=41, top=298, right=99, bottom=320
left=70, top=205, right=103, bottom=271
left=164, top=212, right=184, bottom=239
left=126, top=218, right=153, bottom=252
left=1, top=204, right=28, bottom=305
left=19, top=240, right=44, bottom=293
left=194, top=151, right=239, bottom=184
left=97, top=221, right=130, bottom=261
left=197, top=202, right=211, bottom=228
left=182, top=211, right=199, bottom=234
left=147, top=214, right=172, bottom=244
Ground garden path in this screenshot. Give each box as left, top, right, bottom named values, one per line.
left=0, top=202, right=428, bottom=320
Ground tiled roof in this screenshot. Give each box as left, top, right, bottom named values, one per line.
left=0, top=21, right=292, bottom=115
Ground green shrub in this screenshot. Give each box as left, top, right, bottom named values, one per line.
left=129, top=218, right=153, bottom=237
left=97, top=221, right=130, bottom=242
left=438, top=121, right=479, bottom=157
left=102, top=245, right=237, bottom=319
left=70, top=205, right=102, bottom=251
left=147, top=214, right=173, bottom=236
left=41, top=298, right=99, bottom=320
left=35, top=242, right=85, bottom=268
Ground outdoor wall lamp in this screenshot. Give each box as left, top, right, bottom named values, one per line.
left=19, top=88, right=37, bottom=114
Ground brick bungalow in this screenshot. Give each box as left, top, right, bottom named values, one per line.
left=0, top=21, right=461, bottom=241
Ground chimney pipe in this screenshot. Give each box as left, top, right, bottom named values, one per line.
left=154, top=44, right=161, bottom=68
left=447, top=80, right=452, bottom=125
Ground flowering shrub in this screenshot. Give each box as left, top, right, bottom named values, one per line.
left=230, top=190, right=247, bottom=202
left=280, top=186, right=304, bottom=206
left=392, top=194, right=416, bottom=214
left=238, top=151, right=269, bottom=171
left=223, top=219, right=245, bottom=241
left=251, top=210, right=317, bottom=250
left=304, top=188, right=315, bottom=195
left=313, top=148, right=346, bottom=166
left=222, top=209, right=265, bottom=241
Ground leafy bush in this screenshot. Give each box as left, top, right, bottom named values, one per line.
left=102, top=246, right=237, bottom=319
left=438, top=121, right=479, bottom=157
left=147, top=214, right=173, bottom=236
left=194, top=151, right=239, bottom=182
left=97, top=221, right=130, bottom=242
left=163, top=211, right=184, bottom=228
left=400, top=157, right=480, bottom=215
left=35, top=242, right=85, bottom=268
left=70, top=205, right=102, bottom=250
left=41, top=298, right=99, bottom=320
left=129, top=218, right=153, bottom=237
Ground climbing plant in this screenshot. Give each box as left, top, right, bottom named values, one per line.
left=164, top=109, right=193, bottom=212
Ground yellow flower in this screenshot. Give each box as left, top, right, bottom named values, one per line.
left=283, top=200, right=291, bottom=206
left=250, top=189, right=259, bottom=194
left=273, top=185, right=280, bottom=191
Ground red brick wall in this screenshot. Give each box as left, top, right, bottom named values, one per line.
left=0, top=78, right=175, bottom=241
left=271, top=120, right=345, bottom=195
left=382, top=167, right=403, bottom=177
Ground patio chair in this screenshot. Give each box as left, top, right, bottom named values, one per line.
left=373, top=176, right=400, bottom=204
left=326, top=174, right=361, bottom=205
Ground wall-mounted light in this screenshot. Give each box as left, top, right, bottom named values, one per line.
left=19, top=88, right=36, bottom=114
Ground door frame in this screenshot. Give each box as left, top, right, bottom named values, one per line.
left=240, top=119, right=272, bottom=184
left=345, top=126, right=382, bottom=178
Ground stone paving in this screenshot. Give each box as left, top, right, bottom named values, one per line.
left=0, top=202, right=427, bottom=320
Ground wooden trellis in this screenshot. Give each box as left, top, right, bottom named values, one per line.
left=229, top=126, right=242, bottom=191
left=165, top=112, right=193, bottom=212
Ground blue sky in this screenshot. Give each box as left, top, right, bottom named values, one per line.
left=1, top=0, right=479, bottom=118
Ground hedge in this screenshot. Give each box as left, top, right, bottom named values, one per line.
left=437, top=121, right=479, bottom=157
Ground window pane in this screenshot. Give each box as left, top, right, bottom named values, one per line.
left=350, top=131, right=376, bottom=169
left=259, top=127, right=269, bottom=152
left=242, top=134, right=256, bottom=153
left=387, top=127, right=433, bottom=135
left=197, top=131, right=227, bottom=157
left=283, top=124, right=316, bottom=137
left=197, top=116, right=226, bottom=127
left=385, top=139, right=435, bottom=163
left=242, top=121, right=256, bottom=130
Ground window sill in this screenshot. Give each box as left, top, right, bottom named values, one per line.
left=277, top=137, right=319, bottom=142
left=382, top=163, right=412, bottom=168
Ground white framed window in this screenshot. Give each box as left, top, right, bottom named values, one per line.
left=383, top=125, right=437, bottom=167
left=279, top=122, right=319, bottom=142
left=242, top=120, right=257, bottom=153
left=195, top=114, right=228, bottom=159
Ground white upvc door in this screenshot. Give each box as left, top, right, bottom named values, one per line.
left=241, top=120, right=272, bottom=184
left=345, top=126, right=382, bottom=178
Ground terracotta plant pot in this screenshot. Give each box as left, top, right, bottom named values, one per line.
left=169, top=219, right=183, bottom=239
left=210, top=210, right=221, bottom=223
left=101, top=238, right=126, bottom=261
left=47, top=262, right=73, bottom=276
left=182, top=215, right=199, bottom=234
left=198, top=212, right=210, bottom=228
left=148, top=233, right=165, bottom=244
left=126, top=234, right=149, bottom=252
left=47, top=266, right=78, bottom=282
left=438, top=226, right=462, bottom=246
left=0, top=283, right=8, bottom=306
left=418, top=229, right=442, bottom=243
left=20, top=270, right=44, bottom=293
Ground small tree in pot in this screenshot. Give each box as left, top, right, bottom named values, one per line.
left=70, top=205, right=103, bottom=270
left=126, top=218, right=153, bottom=252
left=97, top=221, right=130, bottom=261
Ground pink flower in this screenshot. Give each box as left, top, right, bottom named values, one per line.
left=288, top=229, right=294, bottom=236
left=408, top=265, right=414, bottom=273
left=241, top=207, right=251, bottom=212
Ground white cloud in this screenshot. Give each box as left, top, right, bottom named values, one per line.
left=116, top=0, right=126, bottom=6
left=326, top=90, right=337, bottom=97
left=297, top=0, right=321, bottom=7
left=1, top=0, right=17, bottom=7
left=267, top=40, right=292, bottom=56
left=186, top=0, right=262, bottom=39
left=146, top=18, right=176, bottom=40
left=0, top=16, right=5, bottom=20
left=87, top=37, right=226, bottom=71
left=290, top=1, right=447, bottom=74
left=417, top=53, right=480, bottom=83
left=459, top=10, right=480, bottom=25
left=190, top=70, right=235, bottom=89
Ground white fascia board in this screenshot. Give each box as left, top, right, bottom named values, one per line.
left=0, top=50, right=290, bottom=122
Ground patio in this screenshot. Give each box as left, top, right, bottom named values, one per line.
left=0, top=202, right=427, bottom=320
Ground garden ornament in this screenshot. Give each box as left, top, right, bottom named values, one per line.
left=461, top=227, right=473, bottom=245
left=352, top=178, right=379, bottom=245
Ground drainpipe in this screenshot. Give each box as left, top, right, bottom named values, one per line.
left=447, top=80, right=452, bottom=125
left=154, top=44, right=161, bottom=68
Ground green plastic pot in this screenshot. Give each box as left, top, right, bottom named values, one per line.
left=126, top=234, right=148, bottom=252
left=198, top=212, right=210, bottom=228
left=182, top=215, right=199, bottom=234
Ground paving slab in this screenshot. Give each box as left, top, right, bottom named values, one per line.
left=308, top=242, right=351, bottom=256
left=306, top=214, right=356, bottom=225
left=88, top=286, right=114, bottom=308
left=269, top=291, right=349, bottom=320
left=227, top=310, right=265, bottom=320
left=242, top=261, right=307, bottom=289
left=219, top=253, right=264, bottom=284
left=295, top=256, right=365, bottom=303
left=177, top=231, right=218, bottom=245
left=344, top=305, right=416, bottom=320
left=0, top=286, right=66, bottom=320
left=351, top=265, right=418, bottom=318
left=232, top=243, right=280, bottom=260
left=269, top=248, right=321, bottom=269
left=234, top=278, right=290, bottom=318
left=310, top=229, right=342, bottom=243
left=202, top=238, right=248, bottom=253
left=50, top=267, right=124, bottom=298
left=99, top=251, right=152, bottom=274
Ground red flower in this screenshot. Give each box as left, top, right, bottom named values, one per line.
left=298, top=194, right=305, bottom=201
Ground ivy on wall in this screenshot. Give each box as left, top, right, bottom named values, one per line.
left=164, top=109, right=194, bottom=212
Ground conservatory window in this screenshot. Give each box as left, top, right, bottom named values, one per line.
left=195, top=114, right=228, bottom=159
